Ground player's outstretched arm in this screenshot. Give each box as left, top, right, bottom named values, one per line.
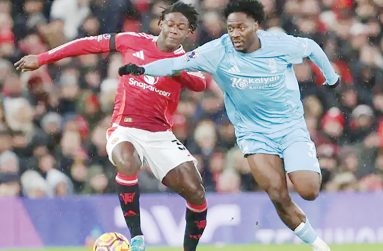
left=117, top=63, right=206, bottom=91
left=118, top=55, right=193, bottom=77
left=118, top=38, right=225, bottom=78
left=15, top=34, right=114, bottom=72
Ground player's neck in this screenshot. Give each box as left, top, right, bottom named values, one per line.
left=246, top=35, right=261, bottom=53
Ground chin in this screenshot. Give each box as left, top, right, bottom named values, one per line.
left=234, top=47, right=246, bottom=52
left=232, top=43, right=245, bottom=52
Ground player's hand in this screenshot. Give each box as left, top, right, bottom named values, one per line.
left=118, top=63, right=145, bottom=76
left=323, top=78, right=340, bottom=89
left=14, top=55, right=40, bottom=72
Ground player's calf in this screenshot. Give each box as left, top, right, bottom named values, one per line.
left=162, top=163, right=207, bottom=251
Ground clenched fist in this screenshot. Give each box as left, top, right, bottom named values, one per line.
left=118, top=63, right=145, bottom=76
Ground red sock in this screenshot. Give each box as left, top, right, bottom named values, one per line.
left=183, top=200, right=207, bottom=251
left=116, top=173, right=142, bottom=237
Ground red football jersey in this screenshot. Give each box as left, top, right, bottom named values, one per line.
left=38, top=32, right=206, bottom=131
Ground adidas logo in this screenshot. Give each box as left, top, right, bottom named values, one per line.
left=133, top=50, right=145, bottom=60
left=228, top=65, right=240, bottom=73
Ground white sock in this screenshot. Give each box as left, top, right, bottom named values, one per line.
left=294, top=220, right=317, bottom=244
left=311, top=236, right=331, bottom=250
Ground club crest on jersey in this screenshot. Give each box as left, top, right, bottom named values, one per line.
left=186, top=51, right=197, bottom=61
left=110, top=137, right=119, bottom=145
left=143, top=75, right=159, bottom=85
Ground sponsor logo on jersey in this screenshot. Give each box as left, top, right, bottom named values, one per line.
left=128, top=78, right=171, bottom=97
left=143, top=75, right=159, bottom=85
left=133, top=50, right=145, bottom=60
left=230, top=75, right=282, bottom=90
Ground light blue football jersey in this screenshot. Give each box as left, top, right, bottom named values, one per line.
left=143, top=30, right=339, bottom=140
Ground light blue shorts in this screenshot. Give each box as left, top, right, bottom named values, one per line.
left=237, top=122, right=321, bottom=174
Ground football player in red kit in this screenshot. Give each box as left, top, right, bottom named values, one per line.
left=15, top=2, right=207, bottom=251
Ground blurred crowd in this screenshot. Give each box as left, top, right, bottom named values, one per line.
left=0, top=0, right=383, bottom=198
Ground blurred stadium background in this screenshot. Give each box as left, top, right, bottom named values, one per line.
left=1, top=0, right=383, bottom=250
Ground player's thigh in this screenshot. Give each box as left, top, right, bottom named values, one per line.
left=112, top=142, right=142, bottom=171
left=246, top=153, right=287, bottom=195
left=142, top=131, right=197, bottom=181
left=105, top=125, right=143, bottom=173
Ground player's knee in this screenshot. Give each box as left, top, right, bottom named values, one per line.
left=187, top=184, right=205, bottom=205
left=295, top=182, right=320, bottom=201
left=113, top=152, right=140, bottom=174
left=299, top=189, right=319, bottom=201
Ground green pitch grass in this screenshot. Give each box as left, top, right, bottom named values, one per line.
left=4, top=244, right=383, bottom=251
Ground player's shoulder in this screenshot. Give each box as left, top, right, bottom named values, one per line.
left=219, top=34, right=232, bottom=48
left=116, top=32, right=156, bottom=42
left=258, top=29, right=306, bottom=52
left=257, top=29, right=292, bottom=42
left=257, top=30, right=307, bottom=45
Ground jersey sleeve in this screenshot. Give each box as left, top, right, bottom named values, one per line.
left=143, top=38, right=225, bottom=76
left=113, top=32, right=151, bottom=52
left=284, top=35, right=339, bottom=86
left=38, top=34, right=113, bottom=65
left=174, top=71, right=207, bottom=92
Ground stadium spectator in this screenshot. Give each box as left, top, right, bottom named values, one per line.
left=82, top=164, right=110, bottom=194
left=38, top=153, right=73, bottom=196
left=197, top=11, right=225, bottom=45
left=50, top=0, right=90, bottom=39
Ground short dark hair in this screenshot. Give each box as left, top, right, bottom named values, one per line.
left=224, top=0, right=265, bottom=24
left=159, top=1, right=198, bottom=32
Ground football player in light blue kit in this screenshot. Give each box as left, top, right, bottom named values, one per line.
left=119, top=1, right=339, bottom=250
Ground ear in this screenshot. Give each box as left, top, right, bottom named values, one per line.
left=253, top=22, right=259, bottom=31
left=158, top=19, right=164, bottom=30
